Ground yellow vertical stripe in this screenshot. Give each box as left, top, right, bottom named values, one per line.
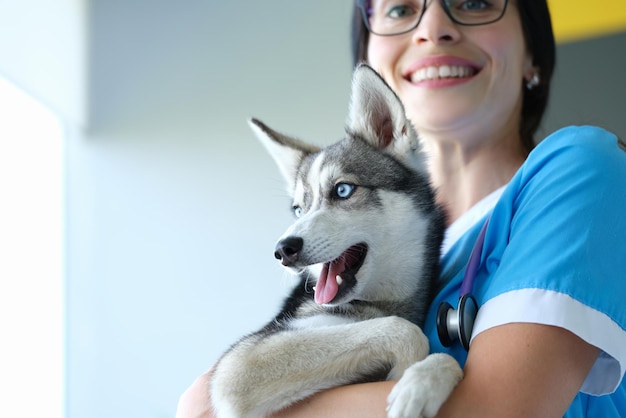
left=548, top=0, right=626, bottom=43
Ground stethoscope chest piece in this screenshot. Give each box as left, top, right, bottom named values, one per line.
left=436, top=217, right=489, bottom=351
left=436, top=293, right=478, bottom=351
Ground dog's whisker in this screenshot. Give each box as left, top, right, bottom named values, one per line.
left=303, top=274, right=314, bottom=293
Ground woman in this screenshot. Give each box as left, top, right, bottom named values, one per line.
left=177, top=1, right=626, bottom=416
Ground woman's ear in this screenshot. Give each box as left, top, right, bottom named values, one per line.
left=523, top=54, right=540, bottom=89
left=524, top=67, right=541, bottom=90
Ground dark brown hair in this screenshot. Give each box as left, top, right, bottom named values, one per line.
left=350, top=1, right=556, bottom=152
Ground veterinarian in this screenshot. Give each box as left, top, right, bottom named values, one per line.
left=177, top=0, right=626, bottom=416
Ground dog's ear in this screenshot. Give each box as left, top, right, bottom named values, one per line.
left=346, top=64, right=425, bottom=172
left=249, top=118, right=321, bottom=193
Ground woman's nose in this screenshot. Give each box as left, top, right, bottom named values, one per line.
left=412, top=0, right=461, bottom=45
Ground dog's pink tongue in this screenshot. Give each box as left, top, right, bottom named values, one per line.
left=315, top=259, right=345, bottom=304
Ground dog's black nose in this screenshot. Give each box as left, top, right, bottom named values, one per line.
left=274, top=236, right=303, bottom=266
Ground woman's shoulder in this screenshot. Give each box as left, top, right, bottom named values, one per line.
left=519, top=125, right=625, bottom=180
left=499, top=124, right=626, bottom=224
left=533, top=125, right=621, bottom=160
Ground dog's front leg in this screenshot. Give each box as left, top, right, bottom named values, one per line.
left=211, top=316, right=430, bottom=418
left=386, top=352, right=463, bottom=418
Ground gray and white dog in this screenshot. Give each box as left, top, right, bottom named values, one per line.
left=211, top=64, right=463, bottom=418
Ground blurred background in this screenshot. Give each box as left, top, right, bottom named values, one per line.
left=0, top=1, right=624, bottom=417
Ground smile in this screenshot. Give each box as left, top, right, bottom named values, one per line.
left=409, top=65, right=478, bottom=83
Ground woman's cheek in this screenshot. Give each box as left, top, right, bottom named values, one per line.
left=366, top=39, right=399, bottom=82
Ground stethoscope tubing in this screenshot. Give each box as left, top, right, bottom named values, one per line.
left=437, top=216, right=490, bottom=351
left=460, top=217, right=490, bottom=296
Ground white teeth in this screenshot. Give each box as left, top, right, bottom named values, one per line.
left=439, top=65, right=452, bottom=78
left=313, top=286, right=317, bottom=291
left=336, top=275, right=343, bottom=285
left=410, top=65, right=474, bottom=83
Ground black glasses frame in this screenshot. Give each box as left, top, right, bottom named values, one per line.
left=357, top=0, right=510, bottom=36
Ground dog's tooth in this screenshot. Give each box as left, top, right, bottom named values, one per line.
left=336, top=275, right=343, bottom=285
left=312, top=286, right=317, bottom=291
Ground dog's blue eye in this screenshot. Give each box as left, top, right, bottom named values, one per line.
left=335, top=182, right=356, bottom=199
left=293, top=205, right=303, bottom=218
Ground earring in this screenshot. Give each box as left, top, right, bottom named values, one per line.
left=526, top=73, right=540, bottom=90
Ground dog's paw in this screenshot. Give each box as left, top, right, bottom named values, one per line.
left=386, top=353, right=463, bottom=418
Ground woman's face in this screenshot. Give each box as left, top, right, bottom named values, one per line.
left=367, top=0, right=534, bottom=142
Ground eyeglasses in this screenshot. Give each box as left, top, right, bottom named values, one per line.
left=357, top=0, right=509, bottom=36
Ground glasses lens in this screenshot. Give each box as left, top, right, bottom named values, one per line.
left=365, top=0, right=424, bottom=35
left=444, top=0, right=507, bottom=25
left=363, top=0, right=508, bottom=35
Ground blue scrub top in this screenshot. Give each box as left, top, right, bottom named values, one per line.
left=423, top=126, right=626, bottom=416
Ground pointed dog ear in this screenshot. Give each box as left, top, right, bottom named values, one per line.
left=346, top=64, right=424, bottom=171
left=249, top=118, right=320, bottom=193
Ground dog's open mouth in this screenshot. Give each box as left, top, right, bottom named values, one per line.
left=314, top=244, right=368, bottom=305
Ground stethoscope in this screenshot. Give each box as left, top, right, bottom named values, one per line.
left=436, top=217, right=489, bottom=351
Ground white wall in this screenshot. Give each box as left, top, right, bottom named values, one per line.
left=1, top=1, right=353, bottom=418
left=0, top=0, right=86, bottom=125
left=71, top=2, right=354, bottom=418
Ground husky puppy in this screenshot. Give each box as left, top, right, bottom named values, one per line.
left=210, top=64, right=463, bottom=418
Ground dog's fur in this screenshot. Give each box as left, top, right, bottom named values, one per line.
left=210, top=64, right=463, bottom=418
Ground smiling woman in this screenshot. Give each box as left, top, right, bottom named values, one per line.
left=0, top=75, right=64, bottom=418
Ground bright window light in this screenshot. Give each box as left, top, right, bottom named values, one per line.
left=0, top=75, right=64, bottom=418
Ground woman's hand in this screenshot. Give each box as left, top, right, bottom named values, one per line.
left=176, top=370, right=214, bottom=418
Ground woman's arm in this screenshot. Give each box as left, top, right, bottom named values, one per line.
left=174, top=368, right=394, bottom=418
left=269, top=381, right=394, bottom=418
left=437, top=322, right=599, bottom=417
left=176, top=322, right=599, bottom=418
